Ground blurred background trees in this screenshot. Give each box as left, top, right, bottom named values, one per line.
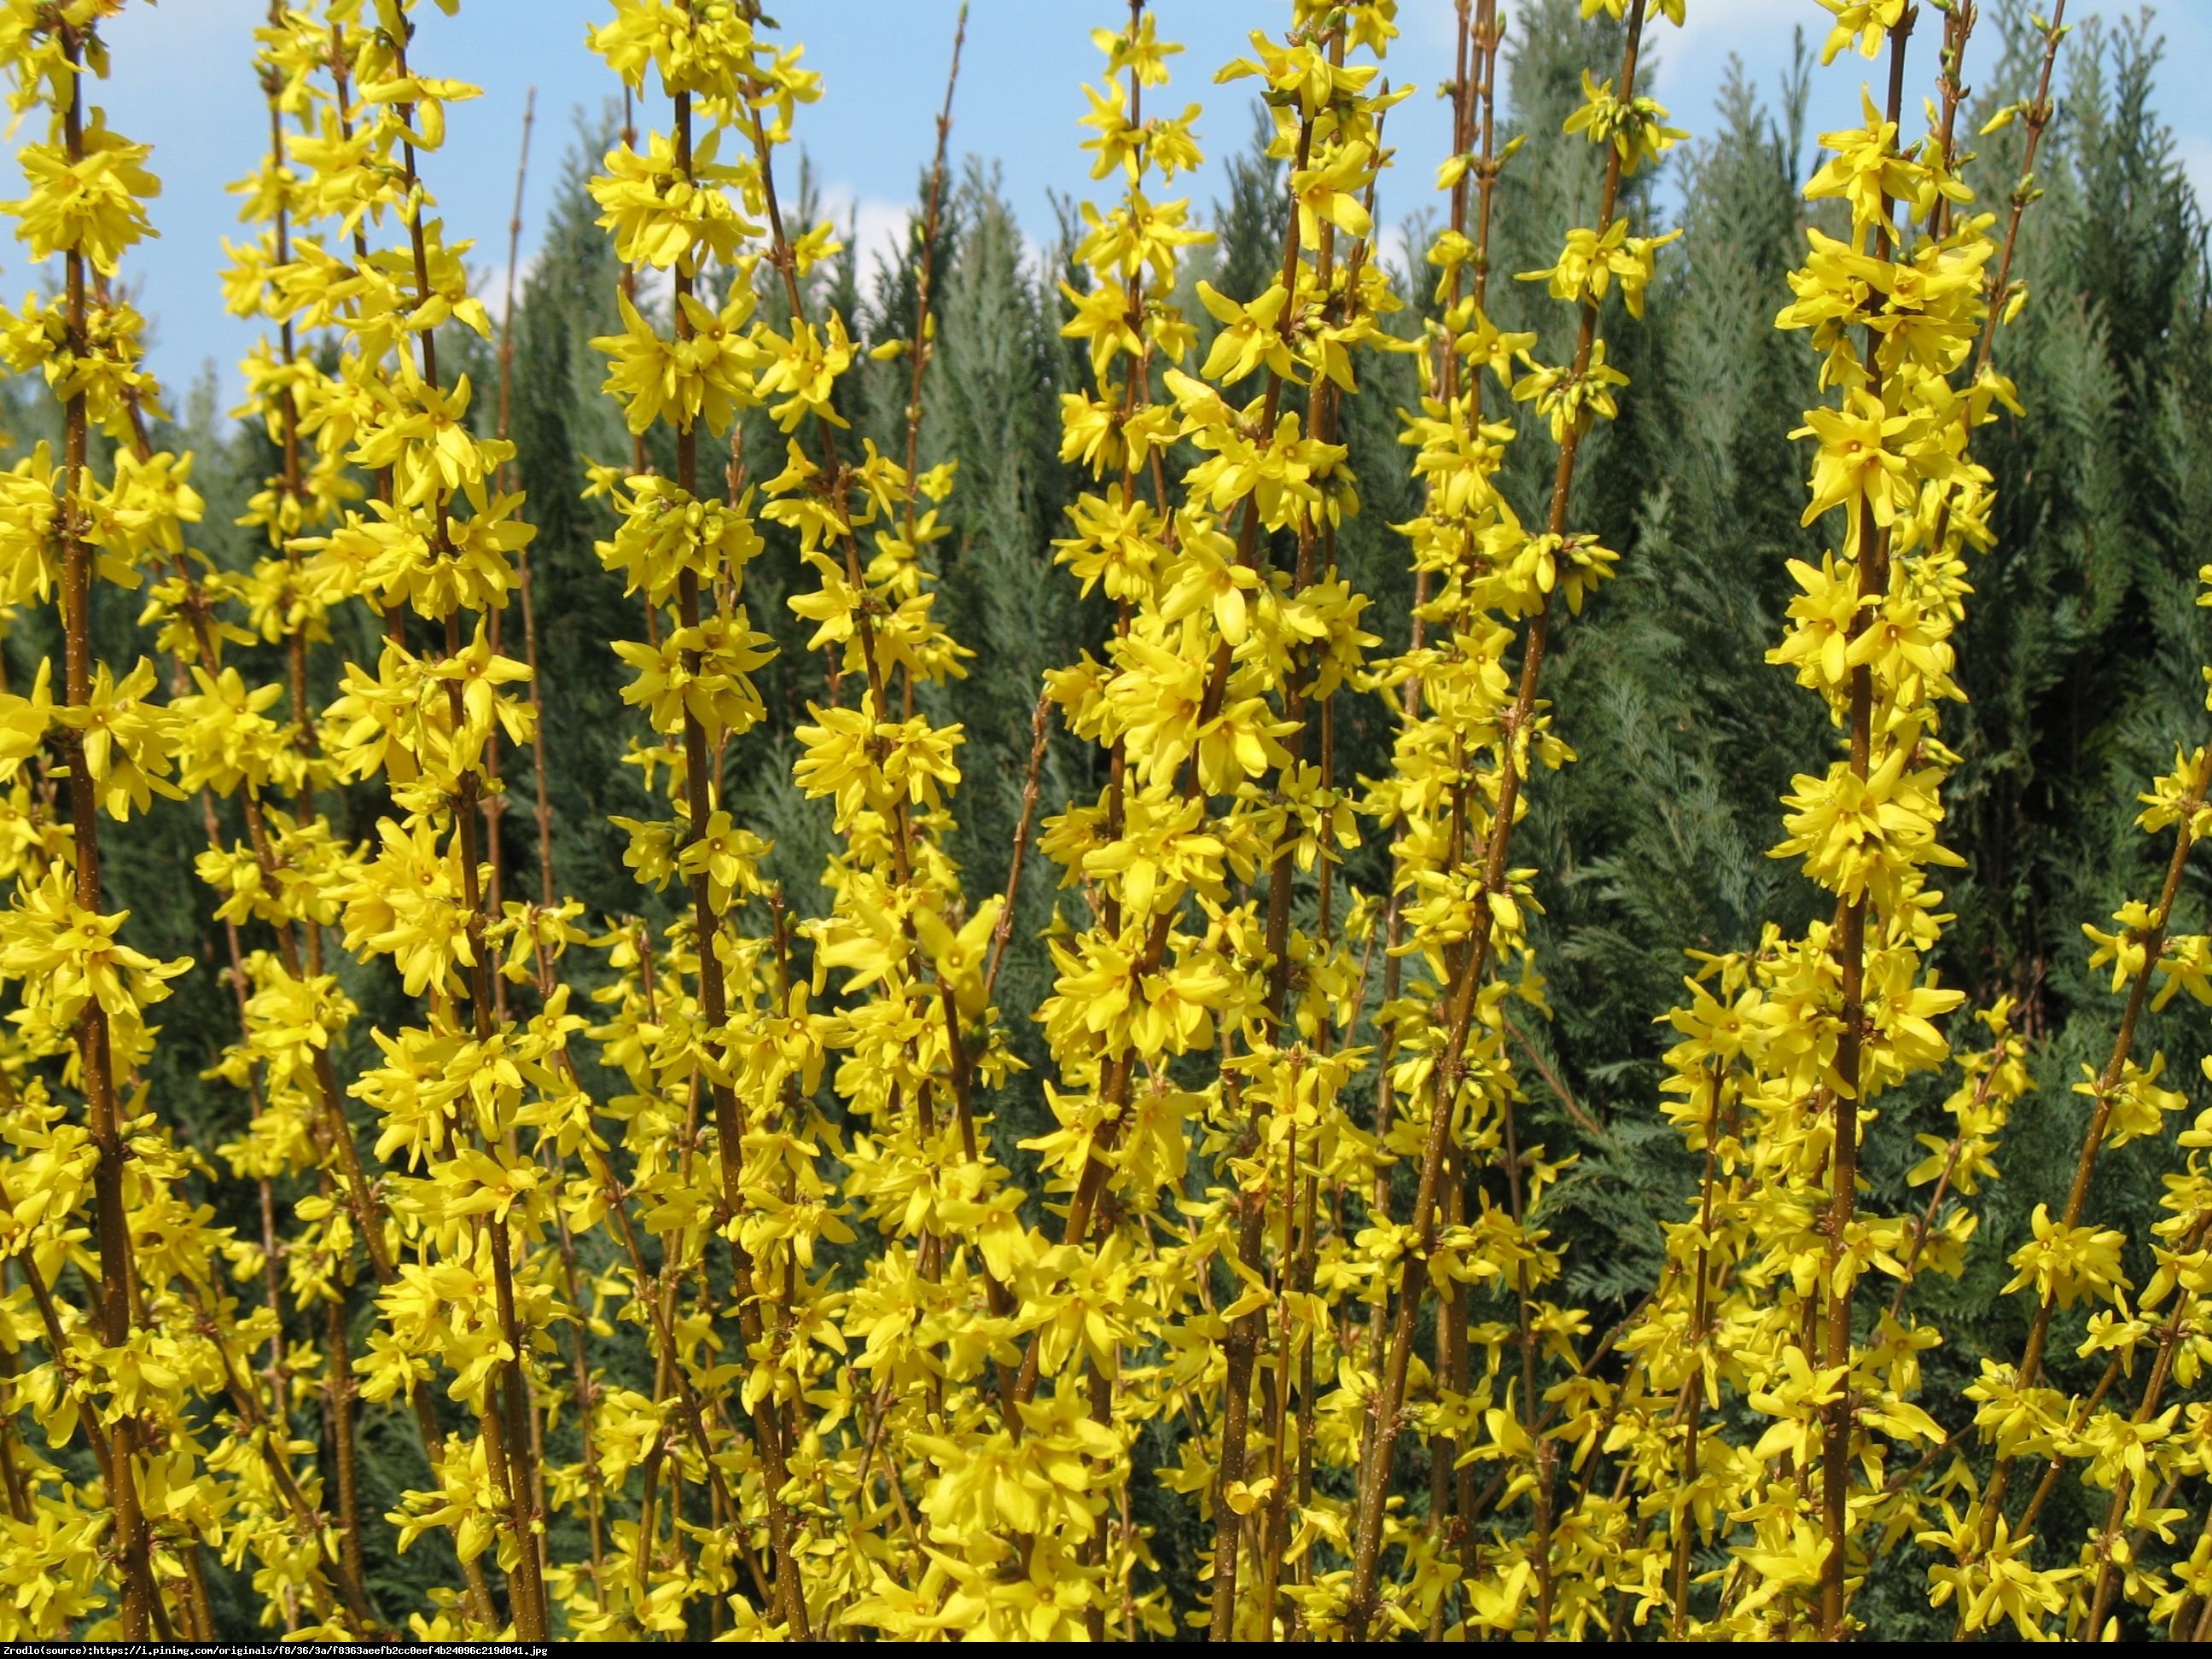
left=24, top=0, right=2204, bottom=1627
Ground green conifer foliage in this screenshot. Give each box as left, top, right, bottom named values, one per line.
left=7, top=0, right=2207, bottom=1632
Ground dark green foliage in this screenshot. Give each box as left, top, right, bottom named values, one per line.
left=504, top=108, right=660, bottom=922
left=1532, top=51, right=1829, bottom=1150
left=915, top=166, right=1092, bottom=1154
left=14, top=0, right=2208, bottom=1633
left=1522, top=6, right=2210, bottom=1634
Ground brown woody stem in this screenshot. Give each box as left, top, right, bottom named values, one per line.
left=1343, top=3, right=1649, bottom=1638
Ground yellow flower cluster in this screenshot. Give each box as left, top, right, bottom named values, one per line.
left=1324, top=0, right=1691, bottom=1639
left=22, top=0, right=2212, bottom=1645
left=207, top=0, right=556, bottom=1639
left=1587, top=1, right=2074, bottom=1641
left=1039, top=3, right=1400, bottom=1639
left=0, top=0, right=359, bottom=1642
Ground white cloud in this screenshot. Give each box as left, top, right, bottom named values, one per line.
left=815, top=180, right=1058, bottom=302
left=1377, top=217, right=1421, bottom=287
left=819, top=183, right=917, bottom=287
left=477, top=248, right=545, bottom=328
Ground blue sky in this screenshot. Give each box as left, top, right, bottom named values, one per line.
left=57, top=0, right=2212, bottom=405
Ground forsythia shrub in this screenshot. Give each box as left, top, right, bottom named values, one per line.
left=3, top=0, right=2210, bottom=1641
